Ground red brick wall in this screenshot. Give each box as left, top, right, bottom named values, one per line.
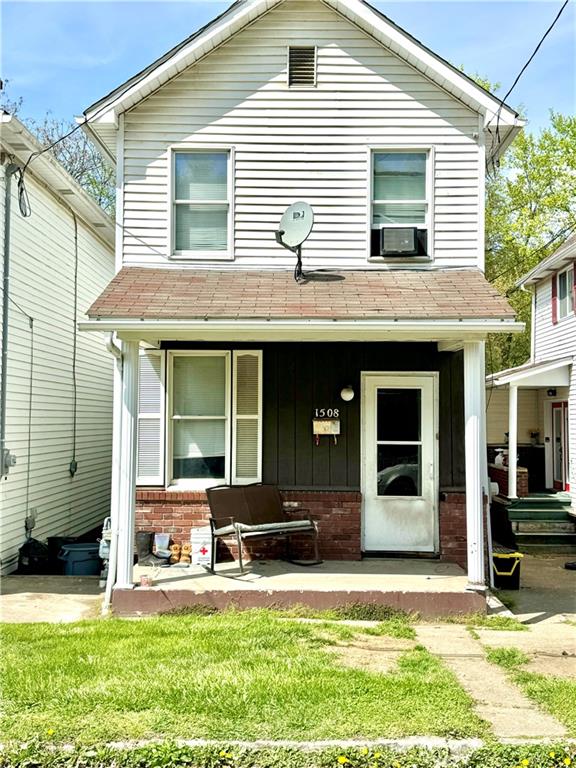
left=137, top=488, right=476, bottom=569
left=488, top=465, right=529, bottom=498
left=135, top=489, right=362, bottom=562
left=439, top=492, right=467, bottom=568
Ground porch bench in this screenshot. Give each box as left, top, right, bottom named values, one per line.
left=206, top=483, right=322, bottom=574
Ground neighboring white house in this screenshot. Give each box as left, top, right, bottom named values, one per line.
left=0, top=114, right=115, bottom=574
left=487, top=233, right=575, bottom=513
left=78, top=0, right=524, bottom=608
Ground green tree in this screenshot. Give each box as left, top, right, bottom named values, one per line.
left=1, top=83, right=114, bottom=215
left=485, top=112, right=576, bottom=373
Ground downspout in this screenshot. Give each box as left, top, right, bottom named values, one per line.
left=102, top=332, right=123, bottom=614
left=1, top=164, right=21, bottom=477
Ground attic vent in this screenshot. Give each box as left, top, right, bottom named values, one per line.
left=288, top=46, right=317, bottom=87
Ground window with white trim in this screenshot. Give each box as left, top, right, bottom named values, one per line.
left=167, top=350, right=262, bottom=488
left=172, top=150, right=232, bottom=257
left=558, top=265, right=575, bottom=319
left=370, top=150, right=430, bottom=258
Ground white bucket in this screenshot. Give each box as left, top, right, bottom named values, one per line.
left=191, top=527, right=212, bottom=566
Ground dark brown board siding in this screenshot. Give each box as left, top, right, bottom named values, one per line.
left=163, top=341, right=465, bottom=490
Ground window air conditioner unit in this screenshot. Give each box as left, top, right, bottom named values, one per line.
left=380, top=227, right=418, bottom=256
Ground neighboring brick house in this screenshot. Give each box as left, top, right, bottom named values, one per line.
left=487, top=234, right=575, bottom=513
left=79, top=0, right=523, bottom=602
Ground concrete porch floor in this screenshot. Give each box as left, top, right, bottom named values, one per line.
left=113, top=559, right=486, bottom=617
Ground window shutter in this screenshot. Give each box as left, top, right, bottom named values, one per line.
left=137, top=350, right=165, bottom=485
left=551, top=274, right=558, bottom=325
left=232, top=351, right=262, bottom=484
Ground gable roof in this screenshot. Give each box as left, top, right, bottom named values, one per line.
left=517, top=233, right=576, bottom=288
left=80, top=0, right=522, bottom=159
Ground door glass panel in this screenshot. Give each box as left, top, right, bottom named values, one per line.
left=377, top=389, right=421, bottom=441
left=377, top=445, right=421, bottom=496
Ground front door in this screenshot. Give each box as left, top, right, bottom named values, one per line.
left=552, top=401, right=569, bottom=491
left=362, top=374, right=438, bottom=553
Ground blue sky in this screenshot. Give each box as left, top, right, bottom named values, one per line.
left=2, top=0, right=574, bottom=134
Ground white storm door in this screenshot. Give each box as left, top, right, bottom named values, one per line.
left=362, top=374, right=437, bottom=553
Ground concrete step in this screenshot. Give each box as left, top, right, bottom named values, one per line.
left=516, top=531, right=576, bottom=554
left=513, top=521, right=576, bottom=534
left=508, top=509, right=573, bottom=521
left=518, top=542, right=576, bottom=555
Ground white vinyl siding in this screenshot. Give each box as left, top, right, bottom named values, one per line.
left=0, top=169, right=114, bottom=575
left=137, top=350, right=165, bottom=485
left=232, top=351, right=263, bottom=484
left=533, top=276, right=576, bottom=363
left=122, top=0, right=481, bottom=270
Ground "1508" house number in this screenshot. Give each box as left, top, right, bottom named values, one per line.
left=314, top=408, right=340, bottom=418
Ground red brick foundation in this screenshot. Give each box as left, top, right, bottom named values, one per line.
left=136, top=489, right=362, bottom=562
left=137, top=488, right=475, bottom=568
left=439, top=492, right=467, bottom=569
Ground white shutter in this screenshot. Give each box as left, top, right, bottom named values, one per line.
left=232, top=351, right=262, bottom=484
left=137, top=350, right=165, bottom=485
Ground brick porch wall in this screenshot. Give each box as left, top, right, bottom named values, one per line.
left=488, top=465, right=529, bottom=498
left=137, top=488, right=478, bottom=569
left=135, top=489, right=362, bottom=562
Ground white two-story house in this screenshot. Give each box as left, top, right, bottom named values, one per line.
left=488, top=234, right=575, bottom=514
left=79, top=0, right=523, bottom=607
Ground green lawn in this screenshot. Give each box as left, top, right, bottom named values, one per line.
left=0, top=611, right=487, bottom=745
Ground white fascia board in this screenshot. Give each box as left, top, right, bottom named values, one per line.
left=84, top=0, right=519, bottom=128
left=332, top=0, right=519, bottom=125
left=492, top=357, right=573, bottom=387
left=85, top=0, right=278, bottom=122
left=75, top=116, right=117, bottom=167
left=1, top=115, right=114, bottom=246
left=79, top=318, right=524, bottom=342
left=517, top=236, right=576, bottom=288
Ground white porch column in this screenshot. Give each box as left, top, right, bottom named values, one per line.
left=463, top=341, right=485, bottom=589
left=115, top=340, right=139, bottom=590
left=508, top=384, right=518, bottom=500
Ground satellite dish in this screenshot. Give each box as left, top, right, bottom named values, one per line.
left=275, top=201, right=314, bottom=282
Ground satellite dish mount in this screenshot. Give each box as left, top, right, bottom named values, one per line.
left=275, top=202, right=314, bottom=283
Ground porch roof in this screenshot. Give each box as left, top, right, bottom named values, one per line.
left=488, top=357, right=573, bottom=388
left=87, top=267, right=515, bottom=322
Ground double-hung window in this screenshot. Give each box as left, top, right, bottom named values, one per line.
left=370, top=150, right=430, bottom=258
left=558, top=266, right=575, bottom=320
left=136, top=350, right=263, bottom=489
left=172, top=150, right=232, bottom=258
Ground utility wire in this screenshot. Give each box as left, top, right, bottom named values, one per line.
left=488, top=224, right=575, bottom=285
left=488, top=0, right=571, bottom=168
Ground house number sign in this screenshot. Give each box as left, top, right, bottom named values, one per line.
left=314, top=408, right=340, bottom=418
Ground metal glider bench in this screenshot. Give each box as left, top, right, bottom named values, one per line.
left=206, top=483, right=322, bottom=574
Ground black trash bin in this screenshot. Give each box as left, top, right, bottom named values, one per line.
left=18, top=538, right=51, bottom=574
left=492, top=544, right=524, bottom=590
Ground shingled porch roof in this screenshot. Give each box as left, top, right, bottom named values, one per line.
left=88, top=267, right=515, bottom=322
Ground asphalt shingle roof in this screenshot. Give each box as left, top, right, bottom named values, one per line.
left=87, top=267, right=515, bottom=321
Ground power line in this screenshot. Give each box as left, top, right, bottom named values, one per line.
left=489, top=0, right=571, bottom=168
left=488, top=224, right=575, bottom=285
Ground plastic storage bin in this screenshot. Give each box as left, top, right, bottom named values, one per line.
left=492, top=545, right=524, bottom=590
left=58, top=542, right=101, bottom=576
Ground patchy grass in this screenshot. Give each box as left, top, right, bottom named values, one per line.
left=361, top=618, right=416, bottom=640
left=486, top=645, right=576, bottom=736
left=0, top=611, right=487, bottom=746
left=271, top=603, right=416, bottom=623
left=438, top=613, right=527, bottom=631
left=491, top=590, right=517, bottom=611
left=485, top=646, right=530, bottom=670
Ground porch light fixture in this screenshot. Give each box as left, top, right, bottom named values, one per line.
left=340, top=386, right=355, bottom=402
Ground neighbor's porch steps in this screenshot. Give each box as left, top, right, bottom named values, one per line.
left=504, top=493, right=576, bottom=554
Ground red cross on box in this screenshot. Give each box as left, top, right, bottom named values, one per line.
left=199, top=547, right=208, bottom=556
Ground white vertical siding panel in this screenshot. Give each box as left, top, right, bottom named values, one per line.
left=122, top=0, right=481, bottom=269
left=0, top=172, right=114, bottom=574
left=533, top=277, right=576, bottom=362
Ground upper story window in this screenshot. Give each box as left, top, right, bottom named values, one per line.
left=288, top=46, right=317, bottom=87
left=172, top=150, right=232, bottom=259
left=558, top=265, right=575, bottom=320
left=370, top=150, right=430, bottom=260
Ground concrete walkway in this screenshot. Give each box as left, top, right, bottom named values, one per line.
left=415, top=625, right=567, bottom=740
left=0, top=575, right=102, bottom=623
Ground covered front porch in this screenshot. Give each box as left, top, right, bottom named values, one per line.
left=114, top=558, right=484, bottom=616
left=80, top=267, right=523, bottom=612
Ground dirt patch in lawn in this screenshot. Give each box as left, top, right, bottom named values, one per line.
left=329, top=635, right=416, bottom=675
